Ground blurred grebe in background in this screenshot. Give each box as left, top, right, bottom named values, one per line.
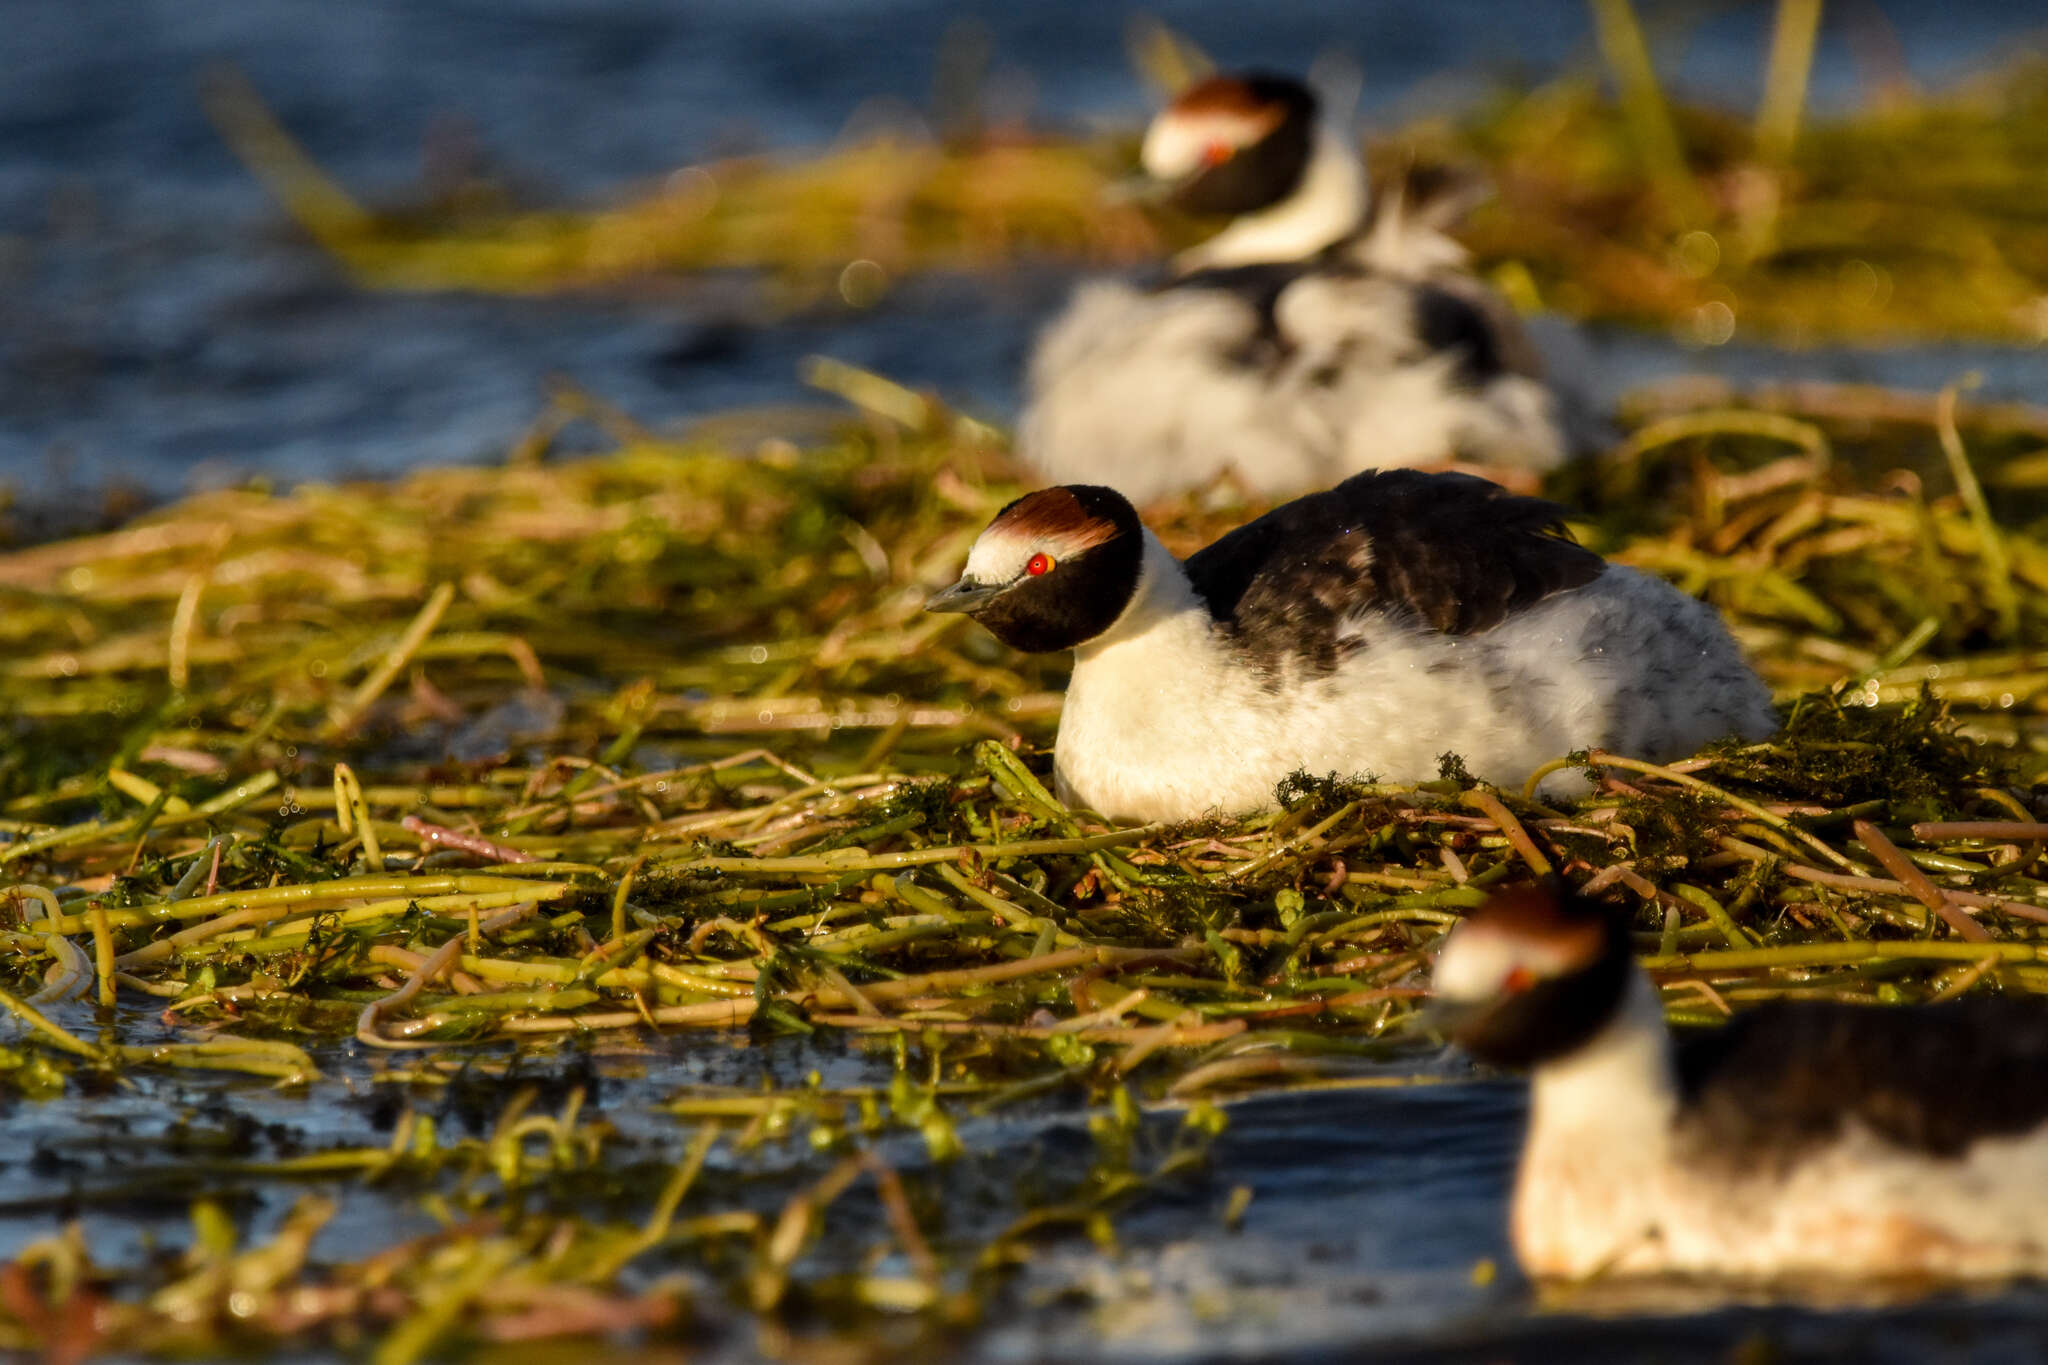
left=1019, top=70, right=1605, bottom=504
left=1434, top=881, right=2048, bottom=1281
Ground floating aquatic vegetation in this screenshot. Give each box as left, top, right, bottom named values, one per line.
left=1445, top=52, right=2048, bottom=345
left=199, top=66, right=1164, bottom=303
left=1, top=369, right=2046, bottom=1356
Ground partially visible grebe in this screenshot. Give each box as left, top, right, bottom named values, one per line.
left=1434, top=882, right=2048, bottom=1280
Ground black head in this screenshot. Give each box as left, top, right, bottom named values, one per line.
left=1141, top=72, right=1318, bottom=218
left=1429, top=881, right=1637, bottom=1070
left=924, top=485, right=1145, bottom=654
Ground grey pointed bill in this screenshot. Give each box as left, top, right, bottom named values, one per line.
left=924, top=578, right=1007, bottom=614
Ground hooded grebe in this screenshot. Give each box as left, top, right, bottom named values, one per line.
left=1434, top=882, right=2048, bottom=1280
left=927, top=472, right=1774, bottom=823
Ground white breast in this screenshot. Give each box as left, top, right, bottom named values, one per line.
left=1510, top=976, right=1679, bottom=1279
left=1051, top=552, right=1776, bottom=824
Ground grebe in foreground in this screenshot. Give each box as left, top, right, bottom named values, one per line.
left=926, top=471, right=1775, bottom=823
left=1434, top=882, right=2048, bottom=1280
left=1019, top=71, right=1601, bottom=503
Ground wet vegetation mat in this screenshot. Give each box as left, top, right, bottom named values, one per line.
left=2, top=362, right=2047, bottom=1359
left=204, top=21, right=2048, bottom=343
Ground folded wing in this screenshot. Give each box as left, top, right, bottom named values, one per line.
left=1182, top=469, right=1605, bottom=672
left=1676, top=997, right=2048, bottom=1163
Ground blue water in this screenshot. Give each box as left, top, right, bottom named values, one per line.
left=27, top=1047, right=2048, bottom=1362
left=7, top=2, right=2048, bottom=1357
left=3, top=0, right=2044, bottom=507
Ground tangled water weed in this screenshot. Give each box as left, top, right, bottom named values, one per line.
left=1, top=370, right=2047, bottom=1357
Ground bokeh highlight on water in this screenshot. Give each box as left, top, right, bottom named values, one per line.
left=6, top=3, right=2048, bottom=1358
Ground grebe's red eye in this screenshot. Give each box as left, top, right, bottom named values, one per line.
left=1201, top=141, right=1233, bottom=167
left=1025, top=553, right=1054, bottom=577
left=1502, top=966, right=1537, bottom=994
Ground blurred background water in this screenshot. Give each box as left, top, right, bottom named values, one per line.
left=6, top=4, right=2048, bottom=1359
left=3, top=0, right=2043, bottom=515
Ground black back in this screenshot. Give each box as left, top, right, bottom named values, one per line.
left=1163, top=259, right=1514, bottom=388
left=1410, top=283, right=1510, bottom=388
left=1181, top=469, right=1604, bottom=674
left=1676, top=996, right=2048, bottom=1165
left=1162, top=258, right=1323, bottom=369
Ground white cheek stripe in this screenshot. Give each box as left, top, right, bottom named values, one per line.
left=961, top=526, right=1103, bottom=584
left=1141, top=110, right=1272, bottom=179
left=1432, top=924, right=1584, bottom=1003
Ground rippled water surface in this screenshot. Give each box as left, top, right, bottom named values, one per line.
left=6, top=2, right=2048, bottom=1358
left=5, top=0, right=2043, bottom=503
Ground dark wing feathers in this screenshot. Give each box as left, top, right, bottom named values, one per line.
left=1161, top=259, right=1320, bottom=369
left=1181, top=469, right=1604, bottom=673
left=1219, top=527, right=1379, bottom=675
left=1167, top=242, right=1534, bottom=387
left=1409, top=283, right=1514, bottom=388
left=1675, top=998, right=2048, bottom=1164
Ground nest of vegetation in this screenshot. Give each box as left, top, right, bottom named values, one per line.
left=0, top=368, right=2046, bottom=1358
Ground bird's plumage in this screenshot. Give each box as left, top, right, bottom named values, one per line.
left=929, top=473, right=1776, bottom=822
left=1675, top=997, right=2048, bottom=1166
left=1018, top=71, right=1603, bottom=502
left=1183, top=469, right=1604, bottom=673
left=1435, top=884, right=2048, bottom=1281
